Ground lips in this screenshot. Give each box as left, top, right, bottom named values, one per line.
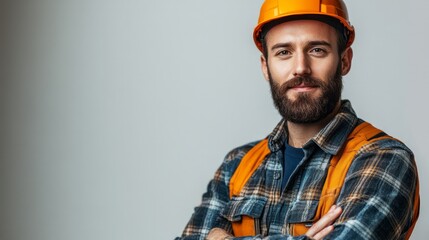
left=290, top=83, right=318, bottom=89
left=287, top=83, right=319, bottom=93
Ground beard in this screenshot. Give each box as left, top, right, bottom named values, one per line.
left=269, top=64, right=343, bottom=124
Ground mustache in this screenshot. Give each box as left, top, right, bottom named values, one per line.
left=282, top=76, right=324, bottom=90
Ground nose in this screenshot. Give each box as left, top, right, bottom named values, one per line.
left=293, top=53, right=311, bottom=76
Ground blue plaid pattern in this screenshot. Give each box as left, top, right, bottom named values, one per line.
left=176, top=100, right=419, bottom=240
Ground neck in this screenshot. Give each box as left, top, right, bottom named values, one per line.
left=287, top=102, right=341, bottom=148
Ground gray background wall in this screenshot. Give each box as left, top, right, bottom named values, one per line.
left=0, top=1, right=427, bottom=239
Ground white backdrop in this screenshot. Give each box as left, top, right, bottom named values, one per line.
left=1, top=1, right=427, bottom=239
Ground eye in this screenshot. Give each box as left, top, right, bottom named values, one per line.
left=275, top=49, right=291, bottom=57
left=310, top=48, right=327, bottom=56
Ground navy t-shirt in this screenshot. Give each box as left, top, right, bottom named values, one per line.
left=282, top=143, right=305, bottom=189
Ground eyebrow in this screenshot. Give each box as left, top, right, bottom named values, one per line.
left=270, top=40, right=333, bottom=52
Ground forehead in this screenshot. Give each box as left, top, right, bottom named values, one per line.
left=265, top=19, right=338, bottom=46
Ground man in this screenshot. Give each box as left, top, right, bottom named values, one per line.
left=177, top=0, right=419, bottom=239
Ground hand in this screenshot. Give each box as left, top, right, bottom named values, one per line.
left=305, top=205, right=342, bottom=240
left=206, top=228, right=232, bottom=240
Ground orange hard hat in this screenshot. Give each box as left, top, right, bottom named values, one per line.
left=253, top=0, right=355, bottom=52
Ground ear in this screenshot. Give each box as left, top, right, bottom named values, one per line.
left=260, top=55, right=270, bottom=81
left=340, top=47, right=353, bottom=76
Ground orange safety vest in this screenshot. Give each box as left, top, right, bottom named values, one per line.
left=229, top=122, right=419, bottom=238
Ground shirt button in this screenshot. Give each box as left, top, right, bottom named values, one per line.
left=274, top=172, right=281, bottom=180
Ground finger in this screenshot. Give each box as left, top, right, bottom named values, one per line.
left=306, top=206, right=336, bottom=236
left=206, top=228, right=231, bottom=240
left=312, top=225, right=334, bottom=240
left=306, top=205, right=342, bottom=237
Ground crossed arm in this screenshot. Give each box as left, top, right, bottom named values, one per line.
left=177, top=145, right=418, bottom=240
left=206, top=205, right=343, bottom=240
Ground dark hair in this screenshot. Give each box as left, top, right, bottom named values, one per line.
left=260, top=15, right=348, bottom=59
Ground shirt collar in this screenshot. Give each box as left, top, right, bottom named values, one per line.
left=267, top=100, right=359, bottom=155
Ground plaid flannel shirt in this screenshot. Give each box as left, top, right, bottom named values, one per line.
left=177, top=100, right=419, bottom=240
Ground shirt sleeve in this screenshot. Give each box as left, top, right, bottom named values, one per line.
left=325, top=140, right=419, bottom=239
left=176, top=147, right=243, bottom=240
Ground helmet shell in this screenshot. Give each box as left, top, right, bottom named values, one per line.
left=253, top=0, right=355, bottom=52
